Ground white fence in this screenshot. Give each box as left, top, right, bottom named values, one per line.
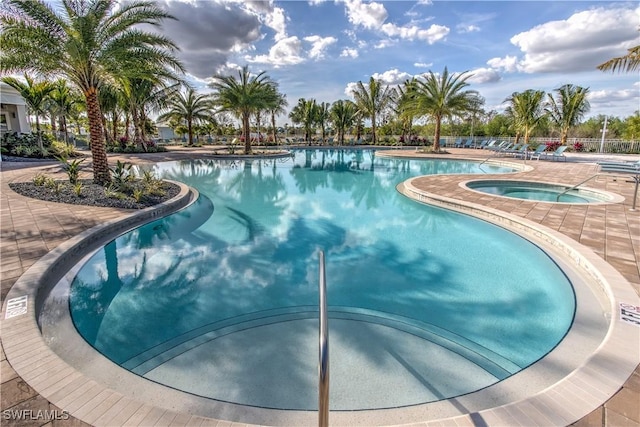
left=442, top=136, right=639, bottom=153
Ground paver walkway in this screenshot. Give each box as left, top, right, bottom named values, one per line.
left=1, top=147, right=638, bottom=426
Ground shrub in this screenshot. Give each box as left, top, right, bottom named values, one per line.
left=32, top=173, right=48, bottom=186
left=56, top=155, right=84, bottom=185
left=110, top=160, right=134, bottom=190
left=73, top=183, right=83, bottom=196
left=573, top=142, right=584, bottom=152
left=545, top=141, right=562, bottom=152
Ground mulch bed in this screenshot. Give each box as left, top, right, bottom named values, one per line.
left=9, top=179, right=181, bottom=209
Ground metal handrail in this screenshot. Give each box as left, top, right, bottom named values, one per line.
left=555, top=174, right=599, bottom=202
left=318, top=250, right=329, bottom=427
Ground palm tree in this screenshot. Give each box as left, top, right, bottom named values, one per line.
left=158, top=89, right=214, bottom=146
left=395, top=79, right=417, bottom=144
left=48, top=79, right=82, bottom=143
left=289, top=98, right=317, bottom=143
left=546, top=84, right=590, bottom=146
left=330, top=100, right=358, bottom=145
left=405, top=67, right=477, bottom=151
left=266, top=88, right=287, bottom=145
left=350, top=76, right=395, bottom=144
left=1, top=0, right=184, bottom=184
left=504, top=89, right=547, bottom=144
left=597, top=44, right=640, bottom=73
left=1, top=74, right=54, bottom=149
left=315, top=102, right=332, bottom=143
left=209, top=65, right=276, bottom=154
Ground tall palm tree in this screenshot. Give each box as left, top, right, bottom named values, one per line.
left=597, top=44, right=640, bottom=73
left=98, top=82, right=123, bottom=145
left=209, top=65, right=276, bottom=154
left=48, top=79, right=82, bottom=143
left=157, top=89, right=214, bottom=146
left=315, top=102, right=332, bottom=143
left=504, top=89, right=547, bottom=144
left=546, top=84, right=590, bottom=146
left=351, top=76, right=395, bottom=144
left=395, top=79, right=417, bottom=143
left=266, top=88, right=287, bottom=145
left=1, top=0, right=184, bottom=184
left=1, top=74, right=54, bottom=149
left=289, top=98, right=317, bottom=143
left=405, top=68, right=477, bottom=151
left=330, top=100, right=358, bottom=145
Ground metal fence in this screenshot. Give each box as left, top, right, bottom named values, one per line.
left=442, top=136, right=639, bottom=154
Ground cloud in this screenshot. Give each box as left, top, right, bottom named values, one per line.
left=509, top=6, right=640, bottom=73
left=246, top=36, right=305, bottom=66
left=486, top=55, right=519, bottom=73
left=340, top=48, right=359, bottom=58
left=414, top=62, right=433, bottom=68
left=304, top=35, right=338, bottom=60
left=589, top=88, right=638, bottom=102
left=371, top=69, right=412, bottom=85
left=154, top=0, right=263, bottom=78
left=380, top=22, right=449, bottom=44
left=467, top=68, right=501, bottom=84
left=343, top=0, right=388, bottom=30
left=265, top=6, right=288, bottom=41
left=457, top=24, right=480, bottom=34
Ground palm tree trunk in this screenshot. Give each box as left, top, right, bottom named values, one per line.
left=35, top=115, right=43, bottom=150
left=371, top=114, right=376, bottom=145
left=560, top=130, right=568, bottom=146
left=85, top=87, right=111, bottom=185
left=187, top=119, right=193, bottom=146
left=271, top=112, right=278, bottom=144
left=433, top=116, right=442, bottom=151
left=243, top=113, right=251, bottom=154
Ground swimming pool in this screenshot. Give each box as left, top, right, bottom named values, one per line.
left=465, top=179, right=618, bottom=203
left=67, top=149, right=576, bottom=411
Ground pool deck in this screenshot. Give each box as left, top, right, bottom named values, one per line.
left=1, top=146, right=639, bottom=427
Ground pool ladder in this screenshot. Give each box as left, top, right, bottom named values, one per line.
left=318, top=251, right=330, bottom=427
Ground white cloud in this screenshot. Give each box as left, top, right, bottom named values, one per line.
left=343, top=0, right=388, bottom=30
left=457, top=24, right=480, bottom=34
left=589, top=88, right=638, bottom=102
left=371, top=69, right=412, bottom=85
left=509, top=6, right=640, bottom=73
left=265, top=6, right=288, bottom=41
left=304, top=35, right=337, bottom=60
left=374, top=39, right=396, bottom=49
left=487, top=55, right=519, bottom=73
left=414, top=62, right=433, bottom=68
left=340, top=48, right=359, bottom=58
left=344, top=81, right=359, bottom=98
left=380, top=22, right=449, bottom=44
left=467, top=68, right=501, bottom=84
left=246, top=36, right=304, bottom=66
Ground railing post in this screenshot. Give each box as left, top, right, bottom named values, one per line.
left=318, top=250, right=329, bottom=427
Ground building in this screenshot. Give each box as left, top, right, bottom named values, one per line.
left=0, top=82, right=31, bottom=135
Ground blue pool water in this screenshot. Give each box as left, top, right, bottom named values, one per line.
left=69, top=149, right=575, bottom=410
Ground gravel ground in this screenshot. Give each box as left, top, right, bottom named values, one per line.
left=9, top=179, right=181, bottom=209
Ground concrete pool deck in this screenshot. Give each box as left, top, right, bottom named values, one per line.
left=1, top=146, right=639, bottom=426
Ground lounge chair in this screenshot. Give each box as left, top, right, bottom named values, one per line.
left=453, top=138, right=463, bottom=148
left=597, top=160, right=640, bottom=209
left=463, top=139, right=474, bottom=149
left=529, top=145, right=548, bottom=160
left=549, top=145, right=569, bottom=161
left=483, top=140, right=498, bottom=150
left=508, top=144, right=529, bottom=158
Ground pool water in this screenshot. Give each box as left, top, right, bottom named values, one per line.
left=69, top=149, right=576, bottom=411
left=466, top=180, right=612, bottom=203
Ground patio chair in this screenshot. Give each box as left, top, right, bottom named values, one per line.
left=529, top=145, right=548, bottom=161
left=549, top=145, right=569, bottom=161
left=453, top=138, right=463, bottom=148
left=463, top=139, right=474, bottom=148
left=597, top=160, right=640, bottom=209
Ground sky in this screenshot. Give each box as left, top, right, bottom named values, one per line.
left=58, top=1, right=640, bottom=124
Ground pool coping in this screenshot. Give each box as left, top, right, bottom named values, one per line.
left=1, top=160, right=639, bottom=426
